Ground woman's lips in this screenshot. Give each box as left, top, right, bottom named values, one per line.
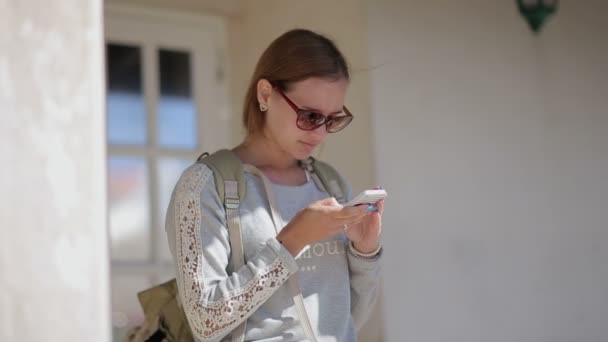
left=299, top=141, right=317, bottom=150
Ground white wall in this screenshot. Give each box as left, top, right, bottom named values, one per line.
left=227, top=1, right=384, bottom=340
left=0, top=0, right=110, bottom=341
left=369, top=1, right=608, bottom=341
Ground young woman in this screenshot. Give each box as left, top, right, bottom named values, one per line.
left=165, top=29, right=384, bottom=342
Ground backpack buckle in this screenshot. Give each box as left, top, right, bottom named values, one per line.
left=224, top=180, right=240, bottom=209
left=225, top=197, right=240, bottom=209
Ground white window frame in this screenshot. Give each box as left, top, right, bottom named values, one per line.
left=104, top=4, right=231, bottom=283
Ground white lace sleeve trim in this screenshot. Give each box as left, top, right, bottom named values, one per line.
left=173, top=164, right=291, bottom=340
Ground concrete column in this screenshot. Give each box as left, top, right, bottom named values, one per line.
left=0, top=0, right=110, bottom=340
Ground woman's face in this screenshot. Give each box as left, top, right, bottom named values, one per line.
left=260, top=77, right=349, bottom=160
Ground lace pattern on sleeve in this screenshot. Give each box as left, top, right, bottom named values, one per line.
left=174, top=165, right=291, bottom=340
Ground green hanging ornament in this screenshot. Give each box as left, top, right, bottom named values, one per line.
left=517, top=0, right=559, bottom=33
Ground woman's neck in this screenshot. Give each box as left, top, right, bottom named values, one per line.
left=233, top=134, right=298, bottom=171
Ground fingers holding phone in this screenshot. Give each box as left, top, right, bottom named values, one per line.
left=278, top=197, right=368, bottom=255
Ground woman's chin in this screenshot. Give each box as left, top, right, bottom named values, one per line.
left=293, top=148, right=314, bottom=160
left=297, top=141, right=318, bottom=157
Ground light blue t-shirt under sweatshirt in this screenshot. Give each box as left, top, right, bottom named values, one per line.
left=165, top=162, right=382, bottom=342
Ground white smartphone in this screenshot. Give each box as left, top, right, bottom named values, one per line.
left=344, top=189, right=387, bottom=207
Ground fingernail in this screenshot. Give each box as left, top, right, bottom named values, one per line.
left=366, top=205, right=378, bottom=212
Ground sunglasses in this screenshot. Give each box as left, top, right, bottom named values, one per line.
left=272, top=84, right=353, bottom=133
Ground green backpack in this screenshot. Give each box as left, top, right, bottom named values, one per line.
left=126, top=149, right=348, bottom=342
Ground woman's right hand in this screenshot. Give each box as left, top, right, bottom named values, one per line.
left=276, top=197, right=369, bottom=256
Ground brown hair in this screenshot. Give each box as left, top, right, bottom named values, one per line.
left=242, top=29, right=350, bottom=136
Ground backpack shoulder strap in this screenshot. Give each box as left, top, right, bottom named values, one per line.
left=132, top=149, right=249, bottom=342
left=196, top=148, right=247, bottom=342
left=301, top=157, right=349, bottom=204
left=196, top=149, right=246, bottom=204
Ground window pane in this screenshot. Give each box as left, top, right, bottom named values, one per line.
left=157, top=158, right=193, bottom=262
left=157, top=49, right=197, bottom=149
left=107, top=44, right=147, bottom=145
left=111, top=274, right=151, bottom=341
left=109, top=157, right=150, bottom=261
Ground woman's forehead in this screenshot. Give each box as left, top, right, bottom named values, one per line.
left=287, top=78, right=348, bottom=113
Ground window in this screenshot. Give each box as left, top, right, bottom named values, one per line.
left=104, top=5, right=230, bottom=341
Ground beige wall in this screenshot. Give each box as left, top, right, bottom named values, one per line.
left=226, top=0, right=376, bottom=192
left=105, top=0, right=242, bottom=17
left=227, top=1, right=384, bottom=340
left=369, top=1, right=608, bottom=341
left=0, top=0, right=110, bottom=341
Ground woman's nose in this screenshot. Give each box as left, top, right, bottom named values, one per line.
left=312, top=123, right=329, bottom=137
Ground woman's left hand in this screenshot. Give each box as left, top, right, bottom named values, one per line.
left=344, top=199, right=384, bottom=253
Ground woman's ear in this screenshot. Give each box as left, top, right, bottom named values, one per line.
left=256, top=79, right=273, bottom=110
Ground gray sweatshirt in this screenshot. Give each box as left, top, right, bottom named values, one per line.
left=165, top=162, right=382, bottom=342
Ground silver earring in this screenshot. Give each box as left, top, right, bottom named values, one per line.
left=259, top=103, right=268, bottom=112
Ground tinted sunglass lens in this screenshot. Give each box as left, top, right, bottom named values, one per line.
left=327, top=115, right=353, bottom=133
left=297, top=111, right=325, bottom=130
